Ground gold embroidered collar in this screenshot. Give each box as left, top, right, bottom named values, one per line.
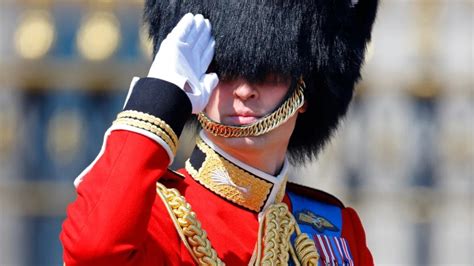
left=185, top=131, right=289, bottom=212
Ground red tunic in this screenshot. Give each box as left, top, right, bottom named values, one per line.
left=60, top=78, right=373, bottom=265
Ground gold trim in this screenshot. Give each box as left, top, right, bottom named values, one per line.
left=185, top=159, right=199, bottom=178
left=113, top=117, right=176, bottom=154
left=156, top=182, right=224, bottom=266
left=275, top=174, right=289, bottom=204
left=117, top=110, right=178, bottom=146
left=156, top=182, right=319, bottom=265
left=292, top=229, right=320, bottom=265
left=198, top=79, right=305, bottom=138
left=255, top=203, right=320, bottom=265
left=256, top=203, right=295, bottom=264
left=186, top=137, right=273, bottom=212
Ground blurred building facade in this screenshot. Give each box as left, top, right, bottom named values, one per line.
left=0, top=0, right=472, bottom=265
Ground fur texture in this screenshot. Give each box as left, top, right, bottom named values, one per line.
left=144, top=0, right=378, bottom=164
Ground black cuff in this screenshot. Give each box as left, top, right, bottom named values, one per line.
left=124, top=78, right=192, bottom=137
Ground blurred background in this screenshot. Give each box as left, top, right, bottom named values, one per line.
left=0, top=0, right=472, bottom=265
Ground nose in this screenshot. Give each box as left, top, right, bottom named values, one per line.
left=233, top=81, right=258, bottom=101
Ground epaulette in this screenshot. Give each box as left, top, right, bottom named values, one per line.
left=286, top=182, right=345, bottom=208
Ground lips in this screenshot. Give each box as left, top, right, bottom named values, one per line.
left=225, top=112, right=261, bottom=125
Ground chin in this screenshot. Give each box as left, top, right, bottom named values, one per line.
left=208, top=133, right=266, bottom=152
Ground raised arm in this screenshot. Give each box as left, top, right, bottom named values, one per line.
left=60, top=13, right=217, bottom=265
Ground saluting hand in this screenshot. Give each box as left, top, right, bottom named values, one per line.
left=148, top=13, right=218, bottom=114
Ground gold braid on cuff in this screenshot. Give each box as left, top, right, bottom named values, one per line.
left=197, top=78, right=306, bottom=138
left=117, top=110, right=178, bottom=146
left=113, top=111, right=178, bottom=155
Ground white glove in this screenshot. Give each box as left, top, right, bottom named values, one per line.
left=148, top=13, right=219, bottom=114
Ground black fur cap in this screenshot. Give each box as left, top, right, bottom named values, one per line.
left=144, top=0, right=378, bottom=164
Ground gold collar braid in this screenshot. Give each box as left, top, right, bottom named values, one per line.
left=186, top=136, right=288, bottom=212
left=197, top=78, right=305, bottom=138
left=156, top=182, right=319, bottom=266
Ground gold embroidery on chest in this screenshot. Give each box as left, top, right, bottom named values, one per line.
left=185, top=138, right=273, bottom=212
left=275, top=174, right=288, bottom=204
left=156, top=182, right=320, bottom=266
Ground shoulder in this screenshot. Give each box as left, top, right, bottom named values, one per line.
left=286, top=182, right=345, bottom=209
left=285, top=182, right=345, bottom=236
left=285, top=182, right=365, bottom=233
left=285, top=182, right=373, bottom=265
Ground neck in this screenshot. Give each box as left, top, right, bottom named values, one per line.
left=221, top=145, right=286, bottom=176
left=202, top=131, right=287, bottom=176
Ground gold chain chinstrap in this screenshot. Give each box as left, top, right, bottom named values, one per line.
left=198, top=79, right=305, bottom=138
left=156, top=182, right=319, bottom=266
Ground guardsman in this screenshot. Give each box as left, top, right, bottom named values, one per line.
left=61, top=0, right=378, bottom=265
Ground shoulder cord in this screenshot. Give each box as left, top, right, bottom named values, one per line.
left=156, top=182, right=224, bottom=266
left=156, top=182, right=320, bottom=266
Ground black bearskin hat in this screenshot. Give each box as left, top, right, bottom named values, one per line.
left=144, top=0, right=378, bottom=164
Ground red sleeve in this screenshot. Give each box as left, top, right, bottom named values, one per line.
left=60, top=130, right=170, bottom=265
left=60, top=77, right=192, bottom=265
left=341, top=207, right=374, bottom=266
